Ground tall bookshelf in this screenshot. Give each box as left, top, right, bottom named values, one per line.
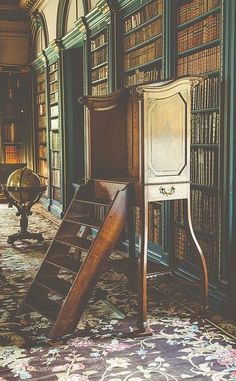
left=174, top=0, right=222, bottom=279
left=0, top=73, right=27, bottom=164
left=35, top=68, right=48, bottom=194
left=90, top=28, right=109, bottom=96
left=122, top=0, right=163, bottom=88
left=48, top=61, right=61, bottom=204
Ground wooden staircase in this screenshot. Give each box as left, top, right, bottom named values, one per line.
left=20, top=179, right=132, bottom=338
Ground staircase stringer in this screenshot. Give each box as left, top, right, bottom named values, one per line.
left=49, top=184, right=129, bottom=338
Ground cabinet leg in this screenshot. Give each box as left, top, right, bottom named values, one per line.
left=127, top=206, right=138, bottom=285
left=137, top=201, right=150, bottom=333
left=183, top=198, right=208, bottom=313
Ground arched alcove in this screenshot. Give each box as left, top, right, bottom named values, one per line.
left=57, top=0, right=85, bottom=39
left=31, top=12, right=49, bottom=60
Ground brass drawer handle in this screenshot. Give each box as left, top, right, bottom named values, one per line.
left=159, top=186, right=175, bottom=196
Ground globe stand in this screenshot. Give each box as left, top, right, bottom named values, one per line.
left=4, top=186, right=47, bottom=244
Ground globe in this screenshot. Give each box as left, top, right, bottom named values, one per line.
left=7, top=167, right=42, bottom=203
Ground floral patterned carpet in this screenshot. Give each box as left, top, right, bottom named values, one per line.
left=0, top=203, right=236, bottom=380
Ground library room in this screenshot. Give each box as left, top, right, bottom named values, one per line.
left=0, top=0, right=235, bottom=379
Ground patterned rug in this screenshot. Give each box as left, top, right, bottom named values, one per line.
left=0, top=204, right=236, bottom=380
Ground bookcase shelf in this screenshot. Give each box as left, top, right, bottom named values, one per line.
left=122, top=0, right=163, bottom=88
left=35, top=67, right=48, bottom=193
left=123, top=33, right=163, bottom=53
left=0, top=72, right=29, bottom=165
left=48, top=60, right=62, bottom=204
left=174, top=0, right=222, bottom=278
left=176, top=1, right=221, bottom=26
left=90, top=29, right=109, bottom=96
left=177, top=39, right=221, bottom=58
left=176, top=6, right=221, bottom=29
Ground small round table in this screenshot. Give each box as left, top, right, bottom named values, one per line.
left=3, top=185, right=47, bottom=244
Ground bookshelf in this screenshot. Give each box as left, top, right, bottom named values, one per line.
left=90, top=29, right=109, bottom=96
left=48, top=61, right=61, bottom=204
left=35, top=68, right=48, bottom=195
left=0, top=73, right=27, bottom=165
left=122, top=0, right=163, bottom=88
left=174, top=0, right=222, bottom=278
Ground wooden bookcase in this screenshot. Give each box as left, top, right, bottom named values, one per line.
left=122, top=0, right=163, bottom=88
left=48, top=61, right=62, bottom=204
left=0, top=72, right=27, bottom=164
left=35, top=68, right=48, bottom=195
left=90, top=28, right=109, bottom=96
left=174, top=0, right=222, bottom=279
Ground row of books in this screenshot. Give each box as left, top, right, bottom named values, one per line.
left=91, top=82, right=108, bottom=96
left=38, top=157, right=48, bottom=178
left=37, top=115, right=46, bottom=128
left=3, top=123, right=19, bottom=143
left=91, top=65, right=108, bottom=82
left=192, top=77, right=220, bottom=110
left=124, top=65, right=161, bottom=87
left=50, top=104, right=59, bottom=117
left=5, top=145, right=22, bottom=163
left=49, top=63, right=58, bottom=73
left=37, top=72, right=45, bottom=82
left=51, top=168, right=60, bottom=188
left=148, top=202, right=163, bottom=246
left=5, top=76, right=21, bottom=89
left=6, top=88, right=19, bottom=102
left=51, top=151, right=60, bottom=168
left=191, top=111, right=219, bottom=144
left=123, top=0, right=163, bottom=33
left=38, top=144, right=47, bottom=159
left=94, top=205, right=109, bottom=222
left=49, top=71, right=58, bottom=83
left=91, top=32, right=107, bottom=51
left=177, top=13, right=220, bottom=53
left=190, top=147, right=217, bottom=187
left=37, top=103, right=46, bottom=116
left=177, top=45, right=220, bottom=76
left=49, top=82, right=59, bottom=93
left=2, top=102, right=21, bottom=117
left=177, top=0, right=220, bottom=25
left=38, top=175, right=48, bottom=187
left=51, top=118, right=59, bottom=132
left=50, top=131, right=60, bottom=151
left=38, top=129, right=47, bottom=144
left=52, top=186, right=61, bottom=202
left=174, top=191, right=217, bottom=234
left=36, top=92, right=46, bottom=104
left=174, top=226, right=218, bottom=272
left=50, top=92, right=59, bottom=104
left=123, top=18, right=162, bottom=50
left=191, top=189, right=217, bottom=233
left=37, top=82, right=45, bottom=93
left=123, top=38, right=162, bottom=70
left=91, top=47, right=107, bottom=67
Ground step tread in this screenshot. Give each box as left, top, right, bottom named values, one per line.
left=45, top=255, right=82, bottom=274
left=35, top=277, right=72, bottom=297
left=64, top=216, right=102, bottom=228
left=55, top=236, right=92, bottom=250
left=24, top=294, right=61, bottom=321
left=74, top=196, right=112, bottom=206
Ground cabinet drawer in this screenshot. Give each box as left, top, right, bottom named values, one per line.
left=146, top=182, right=190, bottom=202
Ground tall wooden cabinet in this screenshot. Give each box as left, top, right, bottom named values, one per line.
left=83, top=78, right=208, bottom=331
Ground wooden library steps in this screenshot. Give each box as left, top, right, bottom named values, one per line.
left=20, top=179, right=132, bottom=338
